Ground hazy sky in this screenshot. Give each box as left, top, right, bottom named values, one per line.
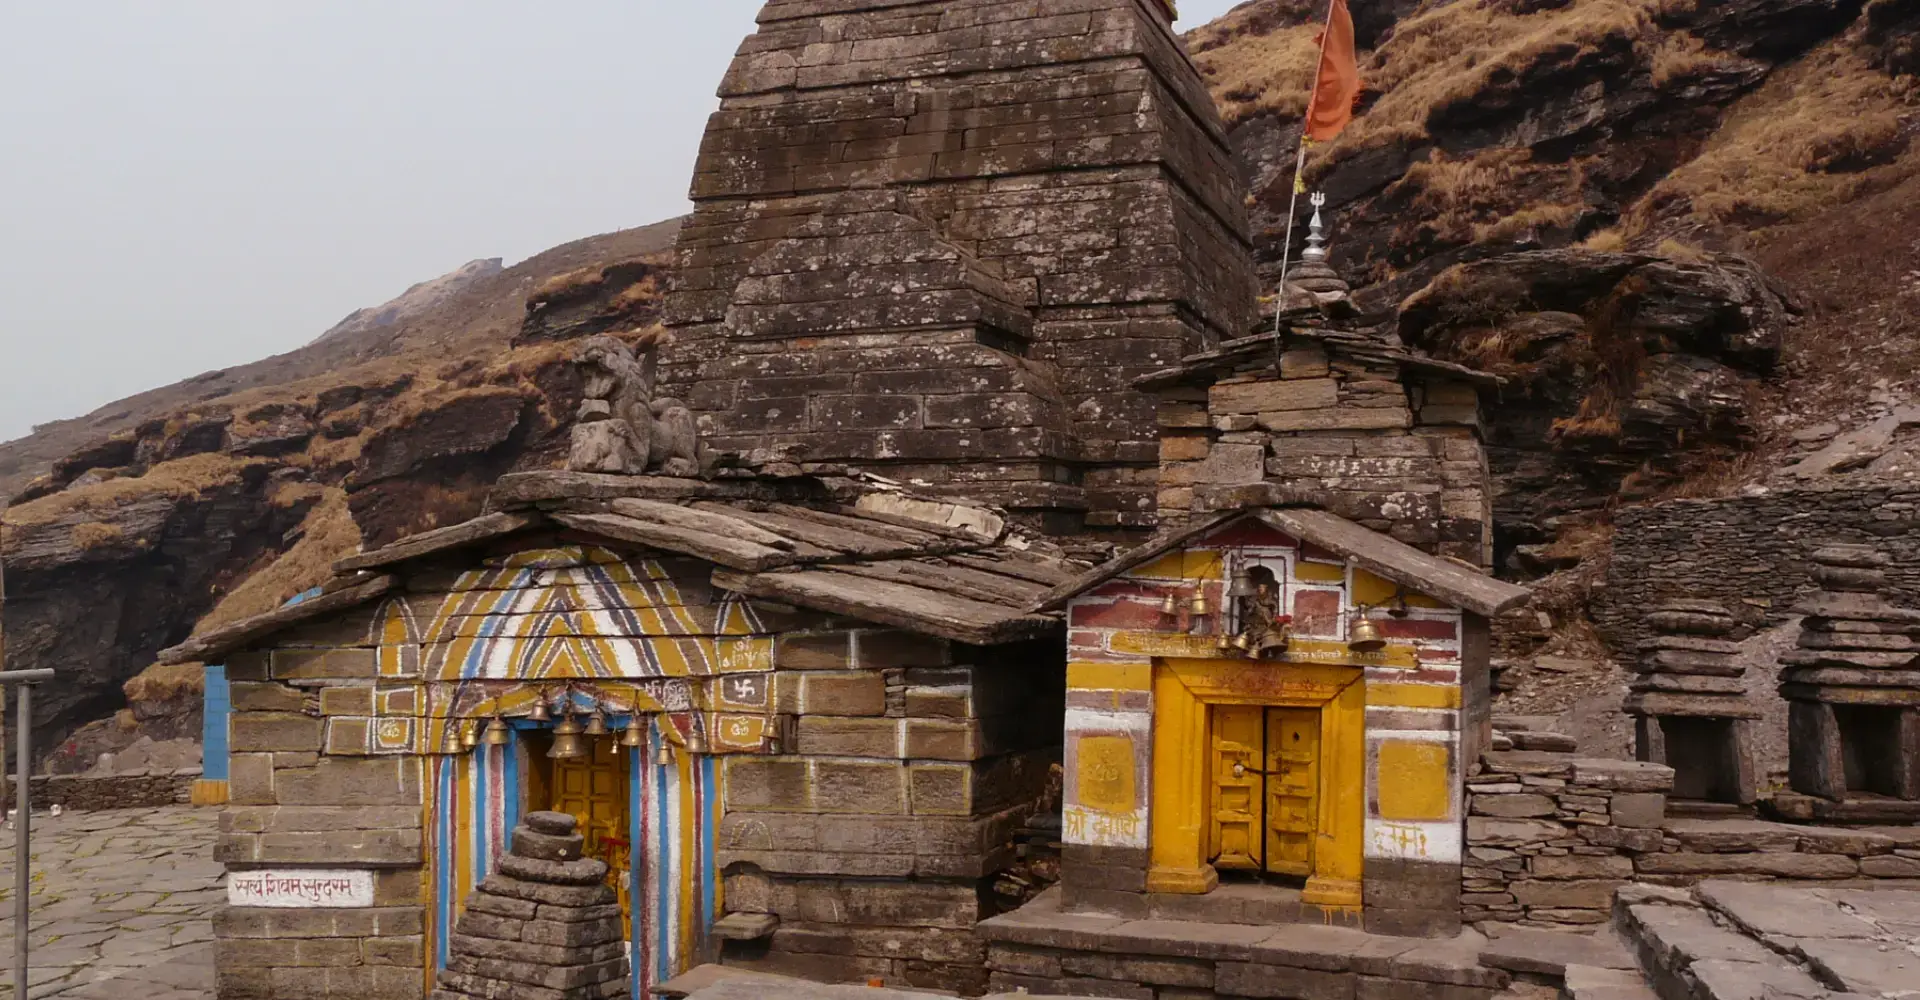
left=0, top=1, right=1244, bottom=443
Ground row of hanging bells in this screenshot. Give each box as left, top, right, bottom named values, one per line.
left=1159, top=564, right=1388, bottom=655
left=458, top=692, right=705, bottom=762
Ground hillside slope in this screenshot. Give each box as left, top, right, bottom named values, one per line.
left=0, top=220, right=680, bottom=757
left=0, top=219, right=681, bottom=500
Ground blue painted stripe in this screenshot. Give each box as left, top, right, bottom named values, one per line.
left=630, top=737, right=645, bottom=1000
left=201, top=665, right=230, bottom=781
left=503, top=730, right=521, bottom=853
left=700, top=754, right=717, bottom=935
left=653, top=727, right=672, bottom=985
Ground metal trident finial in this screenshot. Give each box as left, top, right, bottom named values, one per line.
left=1304, top=191, right=1330, bottom=262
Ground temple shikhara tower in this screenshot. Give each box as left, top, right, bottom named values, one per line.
left=663, top=0, right=1258, bottom=534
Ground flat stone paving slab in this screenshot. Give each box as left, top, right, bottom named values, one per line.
left=1688, top=880, right=1920, bottom=999
left=0, top=806, right=219, bottom=999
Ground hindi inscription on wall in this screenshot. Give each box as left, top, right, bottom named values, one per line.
left=228, top=869, right=376, bottom=908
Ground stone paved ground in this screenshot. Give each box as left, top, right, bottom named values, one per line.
left=0, top=806, right=218, bottom=999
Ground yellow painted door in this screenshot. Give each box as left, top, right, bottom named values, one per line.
left=547, top=740, right=632, bottom=925
left=1264, top=708, right=1319, bottom=877
left=1209, top=705, right=1264, bottom=870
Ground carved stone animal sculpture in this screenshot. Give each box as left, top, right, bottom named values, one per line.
left=567, top=331, right=699, bottom=477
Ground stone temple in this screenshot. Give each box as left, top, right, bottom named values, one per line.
left=173, top=3, right=1920, bottom=1000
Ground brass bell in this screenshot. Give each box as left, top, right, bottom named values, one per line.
left=547, top=709, right=588, bottom=760
left=1232, top=633, right=1253, bottom=653
left=1348, top=617, right=1386, bottom=653
left=1159, top=591, right=1180, bottom=617
left=1190, top=591, right=1210, bottom=618
left=1226, top=568, right=1257, bottom=600
left=653, top=742, right=677, bottom=768
left=619, top=716, right=646, bottom=749
left=1216, top=631, right=1239, bottom=652
left=685, top=726, right=709, bottom=756
left=527, top=695, right=552, bottom=724
left=459, top=721, right=480, bottom=749
left=484, top=716, right=512, bottom=747
left=584, top=709, right=609, bottom=738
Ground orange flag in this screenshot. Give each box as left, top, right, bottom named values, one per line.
left=1306, top=0, right=1360, bottom=142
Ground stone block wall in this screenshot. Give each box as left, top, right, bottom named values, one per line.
left=216, top=648, right=428, bottom=1000
left=1596, top=484, right=1920, bottom=653
left=1154, top=334, right=1493, bottom=567
left=719, top=632, right=1065, bottom=995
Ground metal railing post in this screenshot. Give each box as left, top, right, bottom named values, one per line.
left=0, top=670, right=56, bottom=1000
left=13, top=681, right=25, bottom=1000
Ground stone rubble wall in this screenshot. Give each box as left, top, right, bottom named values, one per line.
left=1464, top=751, right=1920, bottom=931
left=1, top=767, right=200, bottom=811
left=1464, top=752, right=1675, bottom=929
left=1596, top=485, right=1920, bottom=653
left=1156, top=335, right=1493, bottom=567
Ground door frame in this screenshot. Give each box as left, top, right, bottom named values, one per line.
left=1147, top=657, right=1364, bottom=909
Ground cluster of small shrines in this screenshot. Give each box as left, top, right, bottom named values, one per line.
left=172, top=2, right=1918, bottom=999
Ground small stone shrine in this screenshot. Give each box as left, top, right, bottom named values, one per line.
left=1776, top=544, right=1920, bottom=821
left=1623, top=600, right=1757, bottom=808
left=431, top=811, right=630, bottom=1000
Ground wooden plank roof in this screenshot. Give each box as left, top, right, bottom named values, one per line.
left=1031, top=508, right=1529, bottom=619
left=157, top=477, right=1077, bottom=664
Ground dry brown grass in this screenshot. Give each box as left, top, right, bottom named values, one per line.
left=1309, top=0, right=1670, bottom=171
left=1649, top=32, right=1742, bottom=88
left=123, top=661, right=206, bottom=703
left=198, top=486, right=362, bottom=630
left=2, top=453, right=261, bottom=529
left=531, top=266, right=606, bottom=305
left=1192, top=19, right=1323, bottom=126
left=1388, top=148, right=1590, bottom=244
left=70, top=521, right=125, bottom=550
left=610, top=275, right=662, bottom=314
left=1579, top=227, right=1629, bottom=251
left=1642, top=39, right=1918, bottom=228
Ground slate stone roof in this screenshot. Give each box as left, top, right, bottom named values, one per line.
left=158, top=471, right=1083, bottom=665
left=1031, top=507, right=1531, bottom=618
left=1135, top=325, right=1504, bottom=392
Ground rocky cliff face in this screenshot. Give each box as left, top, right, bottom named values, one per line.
left=1193, top=0, right=1917, bottom=569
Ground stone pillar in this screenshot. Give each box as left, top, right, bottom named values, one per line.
left=1779, top=544, right=1920, bottom=802
left=1623, top=600, right=1756, bottom=805
left=430, top=811, right=629, bottom=1000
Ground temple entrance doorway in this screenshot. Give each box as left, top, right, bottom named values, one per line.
left=1209, top=705, right=1320, bottom=879
left=522, top=732, right=635, bottom=930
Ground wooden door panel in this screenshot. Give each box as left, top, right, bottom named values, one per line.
left=1209, top=705, right=1264, bottom=870
left=1265, top=708, right=1319, bottom=877
left=544, top=739, right=632, bottom=931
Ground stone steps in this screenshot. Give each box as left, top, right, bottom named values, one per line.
left=1613, top=887, right=1828, bottom=1000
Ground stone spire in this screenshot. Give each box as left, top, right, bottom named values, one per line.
left=430, top=811, right=629, bottom=1000
left=662, top=0, right=1259, bottom=532
left=1284, top=192, right=1352, bottom=307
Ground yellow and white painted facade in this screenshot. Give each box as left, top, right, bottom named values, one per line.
left=1060, top=516, right=1491, bottom=925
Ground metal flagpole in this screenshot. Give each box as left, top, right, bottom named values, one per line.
left=1274, top=0, right=1340, bottom=342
